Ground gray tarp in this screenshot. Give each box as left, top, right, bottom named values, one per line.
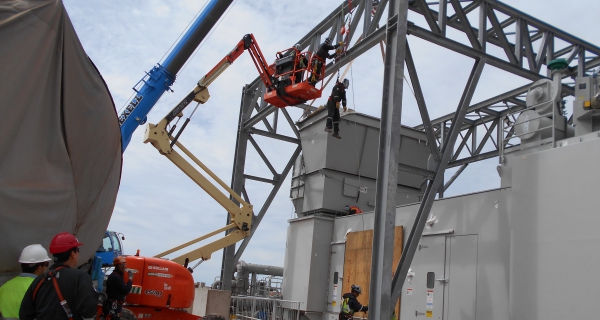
left=0, top=0, right=122, bottom=281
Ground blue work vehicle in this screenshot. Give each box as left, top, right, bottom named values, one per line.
left=95, top=230, right=125, bottom=267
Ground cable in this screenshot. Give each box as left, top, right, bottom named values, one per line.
left=403, top=74, right=417, bottom=100
left=159, top=0, right=210, bottom=65
left=349, top=64, right=362, bottom=206
left=117, top=90, right=137, bottom=114
left=117, top=0, right=212, bottom=114
left=178, top=0, right=240, bottom=76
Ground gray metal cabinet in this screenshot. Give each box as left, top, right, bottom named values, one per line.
left=400, top=235, right=478, bottom=320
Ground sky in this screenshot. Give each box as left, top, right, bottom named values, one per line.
left=61, top=0, right=600, bottom=284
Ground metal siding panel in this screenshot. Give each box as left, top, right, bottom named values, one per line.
left=445, top=235, right=477, bottom=319
left=283, top=220, right=315, bottom=309
left=358, top=127, right=381, bottom=178
left=301, top=174, right=326, bottom=213
left=331, top=189, right=510, bottom=319
left=400, top=235, right=446, bottom=319
left=343, top=177, right=359, bottom=197
left=300, top=118, right=328, bottom=174
left=507, top=137, right=600, bottom=319
left=308, top=217, right=334, bottom=311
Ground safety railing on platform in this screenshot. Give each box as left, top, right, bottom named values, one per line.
left=231, top=296, right=301, bottom=320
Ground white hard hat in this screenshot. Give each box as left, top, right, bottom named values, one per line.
left=19, top=244, right=52, bottom=263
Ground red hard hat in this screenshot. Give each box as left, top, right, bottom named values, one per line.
left=113, top=256, right=126, bottom=265
left=49, top=232, right=84, bottom=254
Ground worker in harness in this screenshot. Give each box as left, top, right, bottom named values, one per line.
left=339, top=284, right=368, bottom=319
left=103, top=256, right=133, bottom=320
left=0, top=244, right=51, bottom=319
left=324, top=78, right=349, bottom=139
left=20, top=232, right=98, bottom=320
left=292, top=44, right=309, bottom=84
left=309, top=38, right=343, bottom=85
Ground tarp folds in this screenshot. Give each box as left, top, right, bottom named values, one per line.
left=0, top=0, right=122, bottom=279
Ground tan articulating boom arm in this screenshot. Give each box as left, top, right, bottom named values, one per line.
left=144, top=39, right=257, bottom=264
left=145, top=125, right=253, bottom=265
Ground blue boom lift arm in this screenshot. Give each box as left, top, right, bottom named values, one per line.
left=118, top=0, right=235, bottom=152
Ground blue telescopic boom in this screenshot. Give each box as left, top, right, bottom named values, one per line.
left=119, top=0, right=234, bottom=152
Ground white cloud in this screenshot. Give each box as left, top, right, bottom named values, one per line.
left=62, top=0, right=600, bottom=283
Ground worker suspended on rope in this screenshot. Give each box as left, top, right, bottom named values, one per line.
left=309, top=38, right=344, bottom=85
left=324, top=78, right=349, bottom=139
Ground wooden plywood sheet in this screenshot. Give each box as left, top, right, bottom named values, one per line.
left=342, top=226, right=403, bottom=318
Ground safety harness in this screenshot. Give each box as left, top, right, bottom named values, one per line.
left=32, top=266, right=74, bottom=320
left=340, top=297, right=353, bottom=319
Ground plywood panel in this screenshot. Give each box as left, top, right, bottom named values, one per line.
left=342, top=226, right=403, bottom=318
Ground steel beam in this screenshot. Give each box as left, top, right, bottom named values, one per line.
left=249, top=128, right=300, bottom=145
left=280, top=108, right=301, bottom=140
left=449, top=0, right=480, bottom=49
left=444, top=163, right=468, bottom=191
left=233, top=146, right=302, bottom=263
left=244, top=174, right=276, bottom=185
left=226, top=0, right=600, bottom=293
left=368, top=0, right=389, bottom=35
left=405, top=42, right=441, bottom=160
left=243, top=105, right=276, bottom=130
left=489, top=0, right=600, bottom=56
left=487, top=5, right=518, bottom=64
left=247, top=135, right=278, bottom=177
left=414, top=84, right=530, bottom=129
left=391, top=58, right=485, bottom=308
left=416, top=0, right=441, bottom=34
left=369, top=0, right=410, bottom=319
left=221, top=85, right=255, bottom=290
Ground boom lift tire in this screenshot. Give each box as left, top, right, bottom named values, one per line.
left=202, top=314, right=226, bottom=320
left=120, top=308, right=137, bottom=320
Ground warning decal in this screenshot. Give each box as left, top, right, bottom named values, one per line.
left=130, top=286, right=142, bottom=294
left=426, top=289, right=433, bottom=317
left=406, top=288, right=413, bottom=295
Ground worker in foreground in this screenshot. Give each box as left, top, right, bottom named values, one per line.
left=324, top=78, right=349, bottom=139
left=0, top=244, right=52, bottom=319
left=339, top=284, right=368, bottom=319
left=103, top=256, right=133, bottom=320
left=20, top=232, right=98, bottom=320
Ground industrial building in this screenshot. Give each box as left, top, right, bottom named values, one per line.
left=1, top=0, right=600, bottom=319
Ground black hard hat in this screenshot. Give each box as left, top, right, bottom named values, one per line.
left=325, top=38, right=332, bottom=45
left=351, top=284, right=362, bottom=294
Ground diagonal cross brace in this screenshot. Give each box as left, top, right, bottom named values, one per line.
left=390, top=57, right=486, bottom=312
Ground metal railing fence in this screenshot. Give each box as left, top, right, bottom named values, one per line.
left=231, top=296, right=301, bottom=320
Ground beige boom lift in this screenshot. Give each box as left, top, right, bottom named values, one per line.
left=142, top=37, right=261, bottom=266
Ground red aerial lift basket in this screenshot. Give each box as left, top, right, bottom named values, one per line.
left=263, top=49, right=325, bottom=108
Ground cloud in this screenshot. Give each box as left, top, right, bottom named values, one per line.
left=62, top=0, right=600, bottom=283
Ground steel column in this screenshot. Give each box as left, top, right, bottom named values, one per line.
left=220, top=85, right=256, bottom=290
left=368, top=0, right=410, bottom=319
left=390, top=58, right=486, bottom=310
